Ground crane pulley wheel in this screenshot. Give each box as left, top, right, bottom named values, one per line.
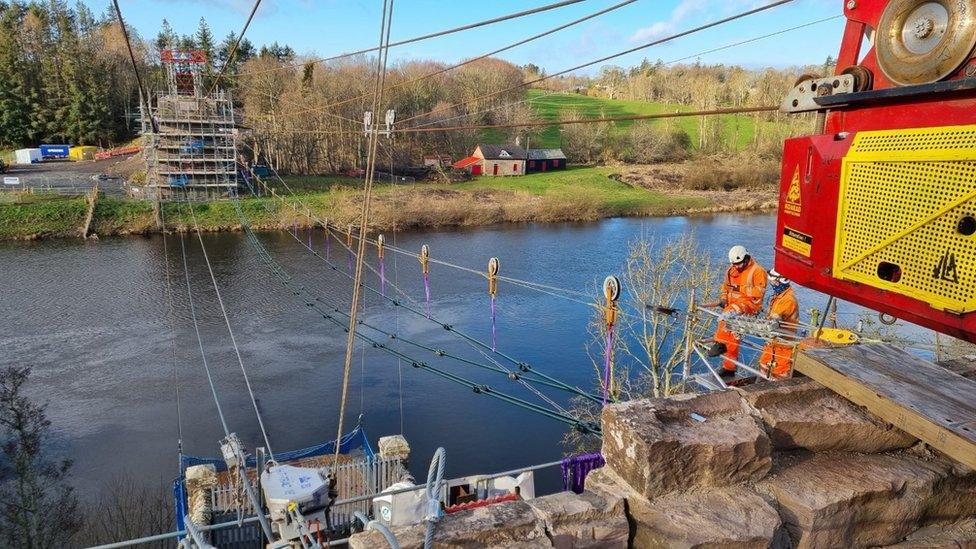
left=840, top=65, right=874, bottom=92
left=875, top=0, right=976, bottom=85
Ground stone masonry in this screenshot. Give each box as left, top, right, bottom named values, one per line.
left=349, top=378, right=976, bottom=548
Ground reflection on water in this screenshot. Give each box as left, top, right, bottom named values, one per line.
left=0, top=214, right=921, bottom=493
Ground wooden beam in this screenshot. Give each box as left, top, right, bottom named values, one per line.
left=795, top=343, right=976, bottom=470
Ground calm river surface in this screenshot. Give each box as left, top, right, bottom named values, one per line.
left=0, top=214, right=898, bottom=495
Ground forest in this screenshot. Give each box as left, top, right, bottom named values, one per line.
left=0, top=1, right=823, bottom=173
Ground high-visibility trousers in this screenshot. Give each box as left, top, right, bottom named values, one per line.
left=714, top=319, right=740, bottom=372
left=713, top=299, right=761, bottom=372
left=759, top=340, right=795, bottom=378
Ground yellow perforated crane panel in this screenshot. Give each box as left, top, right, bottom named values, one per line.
left=834, top=125, right=976, bottom=313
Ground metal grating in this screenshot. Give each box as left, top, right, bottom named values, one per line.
left=834, top=126, right=976, bottom=313
left=850, top=125, right=976, bottom=155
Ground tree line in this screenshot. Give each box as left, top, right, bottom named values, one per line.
left=0, top=1, right=820, bottom=173
left=0, top=1, right=262, bottom=148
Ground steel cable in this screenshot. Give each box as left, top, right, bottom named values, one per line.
left=397, top=0, right=794, bottom=126
left=184, top=198, right=277, bottom=461
left=239, top=0, right=588, bottom=78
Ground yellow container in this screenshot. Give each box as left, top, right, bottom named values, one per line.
left=69, top=146, right=98, bottom=161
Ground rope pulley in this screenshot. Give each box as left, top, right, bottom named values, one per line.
left=487, top=257, right=500, bottom=297
left=601, top=275, right=621, bottom=405
left=377, top=234, right=386, bottom=296
left=487, top=257, right=500, bottom=351
left=420, top=244, right=431, bottom=318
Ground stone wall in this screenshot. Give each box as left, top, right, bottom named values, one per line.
left=597, top=378, right=976, bottom=548
left=347, top=377, right=976, bottom=548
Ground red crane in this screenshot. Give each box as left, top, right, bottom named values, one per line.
left=774, top=0, right=976, bottom=343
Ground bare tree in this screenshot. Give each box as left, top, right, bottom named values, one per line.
left=74, top=473, right=175, bottom=548
left=565, top=234, right=718, bottom=453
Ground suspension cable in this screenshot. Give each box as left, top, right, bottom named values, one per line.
left=110, top=0, right=157, bottom=134
left=208, top=0, right=262, bottom=95
left=179, top=230, right=231, bottom=437
left=236, top=205, right=601, bottom=403
left=160, top=204, right=185, bottom=473
left=240, top=0, right=587, bottom=78
left=234, top=206, right=600, bottom=433
left=334, top=0, right=395, bottom=468
left=402, top=14, right=842, bottom=131
left=273, top=0, right=639, bottom=120
left=397, top=0, right=793, bottom=126
left=184, top=197, right=277, bottom=461
left=248, top=168, right=603, bottom=401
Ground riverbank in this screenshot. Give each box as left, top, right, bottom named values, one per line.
left=0, top=165, right=777, bottom=241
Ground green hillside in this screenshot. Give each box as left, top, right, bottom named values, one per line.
left=511, top=89, right=777, bottom=150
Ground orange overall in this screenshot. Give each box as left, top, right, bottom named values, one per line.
left=714, top=258, right=767, bottom=372
left=759, top=285, right=800, bottom=378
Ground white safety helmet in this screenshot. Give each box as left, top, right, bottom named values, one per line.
left=769, top=269, right=790, bottom=284
left=728, top=245, right=748, bottom=264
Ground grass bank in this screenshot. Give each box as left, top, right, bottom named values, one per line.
left=0, top=166, right=775, bottom=241
left=523, top=90, right=782, bottom=150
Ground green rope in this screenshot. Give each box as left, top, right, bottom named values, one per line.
left=234, top=202, right=601, bottom=435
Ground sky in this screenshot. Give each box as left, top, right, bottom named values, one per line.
left=84, top=0, right=845, bottom=74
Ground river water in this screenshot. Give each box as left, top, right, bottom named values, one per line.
left=0, top=214, right=902, bottom=496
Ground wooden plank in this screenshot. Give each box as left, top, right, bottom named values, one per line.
left=795, top=343, right=976, bottom=471
left=804, top=344, right=976, bottom=430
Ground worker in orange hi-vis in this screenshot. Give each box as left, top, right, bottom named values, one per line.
left=759, top=270, right=800, bottom=378
left=703, top=245, right=768, bottom=379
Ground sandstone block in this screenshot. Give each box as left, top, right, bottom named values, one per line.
left=526, top=489, right=628, bottom=548
left=378, top=434, right=411, bottom=461
left=586, top=466, right=783, bottom=548
left=761, top=454, right=953, bottom=548
left=601, top=391, right=771, bottom=498
left=348, top=499, right=550, bottom=549
left=882, top=519, right=976, bottom=548
left=741, top=378, right=916, bottom=453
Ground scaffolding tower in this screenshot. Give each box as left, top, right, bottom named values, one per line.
left=141, top=49, right=239, bottom=200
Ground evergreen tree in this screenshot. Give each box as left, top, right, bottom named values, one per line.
left=196, top=16, right=214, bottom=70
left=0, top=3, right=33, bottom=145
left=0, top=366, right=82, bottom=548
left=155, top=18, right=177, bottom=53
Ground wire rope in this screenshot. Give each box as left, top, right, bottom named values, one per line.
left=234, top=207, right=600, bottom=433
left=185, top=197, right=277, bottom=461
left=178, top=229, right=231, bottom=437
left=234, top=199, right=602, bottom=405
left=396, top=0, right=794, bottom=126
left=273, top=0, right=640, bottom=120
left=240, top=0, right=588, bottom=78
left=159, top=204, right=185, bottom=472
left=208, top=0, right=262, bottom=95
left=334, top=0, right=395, bottom=467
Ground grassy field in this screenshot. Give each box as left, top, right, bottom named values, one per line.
left=521, top=90, right=773, bottom=150
left=0, top=192, right=87, bottom=239
left=0, top=166, right=731, bottom=240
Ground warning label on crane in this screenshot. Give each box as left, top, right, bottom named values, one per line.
left=782, top=227, right=812, bottom=257
left=784, top=166, right=802, bottom=216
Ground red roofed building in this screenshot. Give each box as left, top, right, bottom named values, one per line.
left=452, top=144, right=526, bottom=176
left=452, top=155, right=483, bottom=175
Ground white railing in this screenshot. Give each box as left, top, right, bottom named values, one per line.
left=208, top=454, right=408, bottom=530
